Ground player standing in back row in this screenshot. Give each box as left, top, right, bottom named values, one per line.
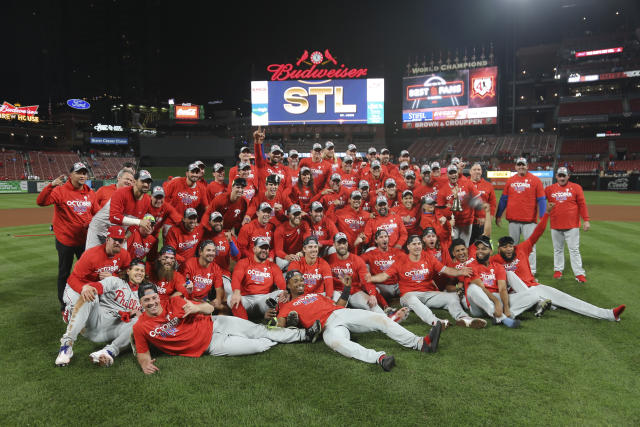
left=495, top=157, right=546, bottom=275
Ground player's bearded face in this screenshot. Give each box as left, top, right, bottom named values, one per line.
left=475, top=244, right=491, bottom=263
left=255, top=245, right=270, bottom=261
left=201, top=245, right=216, bottom=263
left=127, top=265, right=146, bottom=285
left=499, top=245, right=515, bottom=261
left=290, top=212, right=302, bottom=226
left=335, top=241, right=349, bottom=256
left=311, top=209, right=323, bottom=222
left=377, top=204, right=388, bottom=216
left=211, top=219, right=223, bottom=233
left=184, top=217, right=197, bottom=231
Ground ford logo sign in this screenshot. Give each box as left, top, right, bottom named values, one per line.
left=67, top=99, right=91, bottom=110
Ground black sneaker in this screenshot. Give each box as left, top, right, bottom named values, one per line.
left=305, top=320, right=322, bottom=343
left=421, top=321, right=442, bottom=353
left=286, top=311, right=299, bottom=327
left=379, top=355, right=395, bottom=371
left=535, top=299, right=552, bottom=318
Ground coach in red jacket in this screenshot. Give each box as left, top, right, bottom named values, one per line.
left=37, top=162, right=98, bottom=311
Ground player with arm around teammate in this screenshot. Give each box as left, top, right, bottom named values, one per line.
left=133, top=283, right=321, bottom=374
left=55, top=258, right=147, bottom=367
left=277, top=271, right=443, bottom=372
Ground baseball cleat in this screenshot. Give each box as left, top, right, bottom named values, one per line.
left=613, top=304, right=626, bottom=321
left=535, top=299, right=552, bottom=318
left=456, top=316, right=487, bottom=329
left=285, top=311, right=299, bottom=328
left=501, top=317, right=521, bottom=329
left=433, top=319, right=450, bottom=330
left=130, top=331, right=137, bottom=357
left=422, top=321, right=442, bottom=353
left=55, top=341, right=73, bottom=367
left=383, top=306, right=395, bottom=315
left=379, top=355, right=395, bottom=372
left=89, top=349, right=114, bottom=367
left=305, top=320, right=322, bottom=343
left=553, top=271, right=563, bottom=279
left=387, top=307, right=410, bottom=323
left=575, top=275, right=587, bottom=283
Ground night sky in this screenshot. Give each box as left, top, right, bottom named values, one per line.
left=3, top=0, right=637, bottom=118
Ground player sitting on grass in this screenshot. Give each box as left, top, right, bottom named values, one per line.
left=277, top=271, right=442, bottom=372
left=132, top=282, right=321, bottom=374
left=55, top=258, right=146, bottom=367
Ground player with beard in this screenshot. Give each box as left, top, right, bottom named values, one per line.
left=277, top=271, right=440, bottom=372
left=133, top=282, right=320, bottom=374
left=367, top=235, right=482, bottom=329
left=203, top=211, right=240, bottom=279
left=361, top=196, right=407, bottom=249
left=245, top=174, right=288, bottom=227
left=379, top=148, right=398, bottom=178
left=165, top=208, right=205, bottom=266
left=413, top=165, right=438, bottom=202
left=286, top=149, right=300, bottom=183
left=229, top=237, right=289, bottom=320
left=164, top=162, right=209, bottom=220
left=253, top=127, right=290, bottom=192
left=304, top=201, right=339, bottom=252
left=391, top=189, right=421, bottom=236
left=492, top=205, right=625, bottom=321
left=398, top=150, right=421, bottom=180
left=55, top=258, right=145, bottom=367
left=177, top=241, right=224, bottom=310
left=206, top=178, right=248, bottom=234
left=361, top=229, right=404, bottom=308
left=273, top=204, right=309, bottom=270
left=229, top=146, right=255, bottom=184
left=146, top=245, right=185, bottom=304
left=285, top=166, right=314, bottom=212
left=335, top=155, right=359, bottom=190
left=463, top=236, right=539, bottom=328
left=206, top=163, right=227, bottom=202
left=436, top=164, right=483, bottom=246
left=358, top=180, right=374, bottom=214
left=335, top=190, right=368, bottom=253
left=359, top=147, right=378, bottom=177
left=311, top=173, right=350, bottom=218
left=147, top=186, right=181, bottom=240
left=469, top=163, right=497, bottom=244
left=299, top=142, right=332, bottom=191
left=230, top=162, right=258, bottom=203
left=364, top=160, right=388, bottom=196
left=238, top=203, right=276, bottom=260
left=397, top=169, right=417, bottom=194
left=289, top=236, right=334, bottom=297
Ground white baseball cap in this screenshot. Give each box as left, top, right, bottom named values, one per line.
left=557, top=167, right=569, bottom=175
left=347, top=144, right=357, bottom=151
left=516, top=157, right=527, bottom=165
left=270, top=145, right=283, bottom=154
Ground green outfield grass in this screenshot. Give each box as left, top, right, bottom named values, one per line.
left=0, top=218, right=639, bottom=425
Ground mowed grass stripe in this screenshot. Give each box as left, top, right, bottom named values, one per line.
left=0, top=219, right=638, bottom=425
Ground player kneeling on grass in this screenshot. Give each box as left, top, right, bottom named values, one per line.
left=132, top=283, right=321, bottom=374
left=277, top=271, right=442, bottom=372
left=55, top=258, right=146, bottom=367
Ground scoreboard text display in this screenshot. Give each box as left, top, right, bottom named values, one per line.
left=402, top=66, right=498, bottom=128
left=251, top=79, right=384, bottom=125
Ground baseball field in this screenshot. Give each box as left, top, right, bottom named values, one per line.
left=0, top=191, right=638, bottom=425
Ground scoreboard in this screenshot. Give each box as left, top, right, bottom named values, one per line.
left=251, top=79, right=384, bottom=126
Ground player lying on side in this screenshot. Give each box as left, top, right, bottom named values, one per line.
left=55, top=258, right=146, bottom=367
left=133, top=282, right=321, bottom=375
left=277, top=271, right=443, bottom=372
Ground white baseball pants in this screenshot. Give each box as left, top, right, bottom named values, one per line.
left=506, top=272, right=613, bottom=321
left=331, top=290, right=385, bottom=314
left=322, top=309, right=422, bottom=364
left=509, top=221, right=537, bottom=274
left=466, top=284, right=538, bottom=319
left=551, top=228, right=585, bottom=276
left=400, top=291, right=468, bottom=325
left=61, top=290, right=135, bottom=357
left=375, top=283, right=399, bottom=301
left=206, top=315, right=305, bottom=356
left=275, top=257, right=290, bottom=271
left=453, top=224, right=473, bottom=247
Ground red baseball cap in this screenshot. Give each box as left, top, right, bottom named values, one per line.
left=107, top=225, right=125, bottom=238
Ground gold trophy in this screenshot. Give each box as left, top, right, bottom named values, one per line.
left=451, top=186, right=463, bottom=212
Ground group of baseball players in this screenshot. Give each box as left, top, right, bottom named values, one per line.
left=38, top=127, right=626, bottom=373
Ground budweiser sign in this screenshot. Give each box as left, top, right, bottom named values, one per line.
left=0, top=101, right=39, bottom=123
left=267, top=49, right=368, bottom=81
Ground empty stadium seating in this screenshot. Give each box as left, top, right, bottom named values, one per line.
left=88, top=155, right=137, bottom=179
left=0, top=150, right=27, bottom=180
left=561, top=139, right=609, bottom=155
left=29, top=151, right=81, bottom=181
left=607, top=160, right=640, bottom=172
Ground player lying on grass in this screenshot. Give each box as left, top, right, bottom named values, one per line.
left=277, top=270, right=442, bottom=372
left=133, top=282, right=321, bottom=374
left=491, top=203, right=626, bottom=321
left=366, top=235, right=485, bottom=329
left=55, top=258, right=146, bottom=367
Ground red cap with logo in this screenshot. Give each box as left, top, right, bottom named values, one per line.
left=108, top=225, right=125, bottom=238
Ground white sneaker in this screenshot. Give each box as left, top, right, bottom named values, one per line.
left=434, top=319, right=450, bottom=330
left=55, top=341, right=73, bottom=366
left=456, top=316, right=487, bottom=329
left=89, top=349, right=114, bottom=367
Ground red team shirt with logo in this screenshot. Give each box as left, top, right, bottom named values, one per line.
left=335, top=206, right=368, bottom=248
left=133, top=296, right=213, bottom=357
left=466, top=260, right=506, bottom=293
left=385, top=252, right=445, bottom=295
left=165, top=223, right=205, bottom=265
left=363, top=213, right=408, bottom=248
left=66, top=245, right=131, bottom=293
left=471, top=178, right=497, bottom=223
left=285, top=184, right=314, bottom=212
left=94, top=184, right=116, bottom=209
left=146, top=267, right=186, bottom=303
left=278, top=293, right=344, bottom=329
left=273, top=221, right=310, bottom=259
left=206, top=181, right=227, bottom=202
left=325, top=252, right=376, bottom=295
left=177, top=257, right=223, bottom=300
left=304, top=217, right=339, bottom=248
left=391, top=203, right=422, bottom=236
left=205, top=193, right=248, bottom=232
left=109, top=186, right=151, bottom=226
left=36, top=180, right=97, bottom=247
left=237, top=219, right=276, bottom=260
left=544, top=182, right=589, bottom=229
left=231, top=258, right=286, bottom=295
left=436, top=180, right=480, bottom=226
left=201, top=229, right=240, bottom=275
left=289, top=257, right=334, bottom=297
left=298, top=157, right=332, bottom=191
left=360, top=247, right=404, bottom=285
left=164, top=177, right=208, bottom=218
left=503, top=172, right=544, bottom=223
left=126, top=227, right=157, bottom=260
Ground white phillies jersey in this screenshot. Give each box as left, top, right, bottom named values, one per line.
left=97, top=276, right=141, bottom=315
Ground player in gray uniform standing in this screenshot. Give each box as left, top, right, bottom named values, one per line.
left=55, top=258, right=147, bottom=367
